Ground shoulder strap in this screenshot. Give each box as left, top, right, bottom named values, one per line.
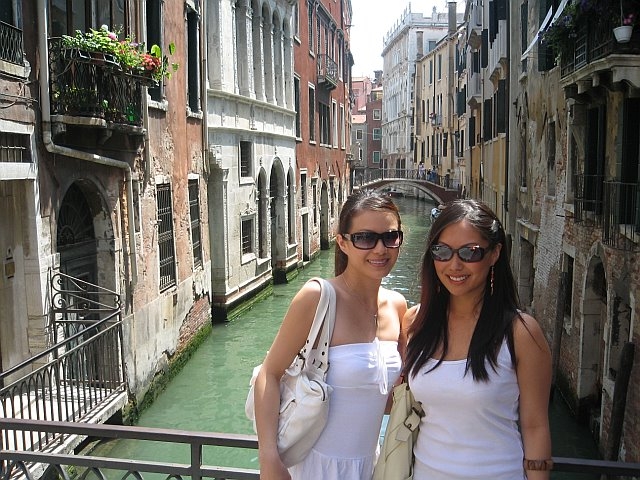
left=293, top=277, right=336, bottom=373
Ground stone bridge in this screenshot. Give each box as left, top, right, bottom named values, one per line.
left=357, top=177, right=460, bottom=205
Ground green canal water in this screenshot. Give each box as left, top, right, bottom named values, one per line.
left=93, top=197, right=600, bottom=479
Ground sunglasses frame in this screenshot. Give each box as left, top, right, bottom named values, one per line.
left=430, top=244, right=488, bottom=263
left=342, top=230, right=404, bottom=250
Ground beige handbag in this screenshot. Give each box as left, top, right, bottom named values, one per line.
left=373, top=382, right=424, bottom=480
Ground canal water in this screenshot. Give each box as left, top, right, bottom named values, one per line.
left=93, top=196, right=600, bottom=479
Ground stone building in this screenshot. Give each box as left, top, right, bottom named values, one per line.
left=293, top=0, right=352, bottom=254
left=205, top=0, right=298, bottom=319
left=0, top=1, right=211, bottom=405
left=514, top=0, right=640, bottom=462
left=381, top=4, right=462, bottom=179
left=414, top=5, right=466, bottom=193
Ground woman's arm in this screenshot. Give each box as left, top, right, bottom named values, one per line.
left=514, top=313, right=553, bottom=480
left=252, top=280, right=322, bottom=479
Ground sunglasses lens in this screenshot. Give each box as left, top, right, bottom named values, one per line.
left=382, top=231, right=403, bottom=248
left=431, top=245, right=452, bottom=261
left=459, top=246, right=485, bottom=262
left=351, top=232, right=376, bottom=249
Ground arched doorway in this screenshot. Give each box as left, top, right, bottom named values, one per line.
left=270, top=159, right=286, bottom=282
left=320, top=182, right=329, bottom=250
left=57, top=183, right=98, bottom=290
left=579, top=255, right=607, bottom=439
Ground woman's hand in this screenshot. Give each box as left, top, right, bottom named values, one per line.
left=259, top=449, right=291, bottom=479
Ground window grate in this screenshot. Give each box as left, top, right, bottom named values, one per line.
left=241, top=218, right=254, bottom=255
left=156, top=183, right=176, bottom=291
left=0, top=132, right=30, bottom=163
left=188, top=179, right=203, bottom=269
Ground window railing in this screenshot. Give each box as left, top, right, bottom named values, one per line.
left=603, top=180, right=639, bottom=251
left=574, top=174, right=604, bottom=226
left=0, top=21, right=23, bottom=65
left=48, top=38, right=150, bottom=127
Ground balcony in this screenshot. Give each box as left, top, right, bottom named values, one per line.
left=574, top=175, right=639, bottom=252
left=317, top=54, right=338, bottom=90
left=48, top=38, right=151, bottom=130
left=574, top=174, right=604, bottom=226
left=560, top=15, right=640, bottom=90
left=0, top=21, right=23, bottom=65
left=467, top=71, right=481, bottom=108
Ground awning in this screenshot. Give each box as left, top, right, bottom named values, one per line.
left=521, top=0, right=570, bottom=59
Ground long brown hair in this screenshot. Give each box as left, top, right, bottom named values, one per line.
left=404, top=199, right=521, bottom=381
left=334, top=189, right=402, bottom=275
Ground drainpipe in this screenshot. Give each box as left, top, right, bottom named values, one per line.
left=38, top=0, right=138, bottom=286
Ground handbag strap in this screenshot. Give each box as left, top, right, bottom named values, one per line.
left=291, top=277, right=336, bottom=374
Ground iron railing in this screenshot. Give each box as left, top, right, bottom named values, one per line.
left=603, top=180, right=640, bottom=251
left=2, top=419, right=640, bottom=480
left=574, top=174, right=604, bottom=226
left=0, top=21, right=23, bottom=65
left=560, top=14, right=640, bottom=78
left=1, top=271, right=125, bottom=456
left=48, top=38, right=150, bottom=127
left=0, top=419, right=260, bottom=480
left=317, top=54, right=338, bottom=89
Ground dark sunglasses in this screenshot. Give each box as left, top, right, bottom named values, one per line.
left=430, top=244, right=488, bottom=263
left=342, top=230, right=404, bottom=250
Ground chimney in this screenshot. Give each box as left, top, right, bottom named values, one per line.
left=448, top=1, right=457, bottom=35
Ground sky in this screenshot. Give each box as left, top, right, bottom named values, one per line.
left=349, top=0, right=466, bottom=78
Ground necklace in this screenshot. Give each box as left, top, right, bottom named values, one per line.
left=341, top=275, right=379, bottom=328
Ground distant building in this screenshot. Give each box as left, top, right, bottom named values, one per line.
left=294, top=0, right=352, bottom=253
left=381, top=3, right=463, bottom=178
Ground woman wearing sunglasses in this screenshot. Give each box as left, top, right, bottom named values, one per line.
left=254, top=189, right=407, bottom=479
left=403, top=199, right=552, bottom=480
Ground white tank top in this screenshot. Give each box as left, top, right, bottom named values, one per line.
left=408, top=341, right=526, bottom=480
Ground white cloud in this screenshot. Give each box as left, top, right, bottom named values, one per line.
left=349, top=0, right=465, bottom=78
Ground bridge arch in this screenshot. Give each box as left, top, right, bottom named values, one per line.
left=357, top=179, right=459, bottom=206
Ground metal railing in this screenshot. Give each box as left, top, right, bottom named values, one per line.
left=561, top=14, right=640, bottom=78
left=0, top=21, right=23, bottom=65
left=48, top=38, right=150, bottom=127
left=317, top=54, right=338, bottom=89
left=0, top=419, right=260, bottom=480
left=1, top=271, right=125, bottom=455
left=574, top=174, right=604, bottom=226
left=603, top=180, right=640, bottom=251
left=2, top=419, right=640, bottom=480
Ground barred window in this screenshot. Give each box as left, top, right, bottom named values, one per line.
left=241, top=217, right=254, bottom=255
left=156, top=183, right=176, bottom=291
left=240, top=141, right=253, bottom=178
left=0, top=132, right=30, bottom=163
left=188, top=179, right=202, bottom=269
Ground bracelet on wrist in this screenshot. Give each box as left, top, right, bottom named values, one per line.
left=523, top=458, right=554, bottom=471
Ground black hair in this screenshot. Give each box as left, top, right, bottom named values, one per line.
left=404, top=199, right=521, bottom=382
left=335, top=189, right=401, bottom=276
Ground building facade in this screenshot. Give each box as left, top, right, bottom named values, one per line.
left=381, top=4, right=462, bottom=179
left=294, top=0, right=352, bottom=254
left=414, top=5, right=466, bottom=194
left=0, top=0, right=211, bottom=405
left=514, top=0, right=640, bottom=462
left=205, top=0, right=298, bottom=319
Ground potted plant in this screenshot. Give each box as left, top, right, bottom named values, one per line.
left=62, top=25, right=179, bottom=84
left=614, top=12, right=635, bottom=43
left=613, top=0, right=639, bottom=42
